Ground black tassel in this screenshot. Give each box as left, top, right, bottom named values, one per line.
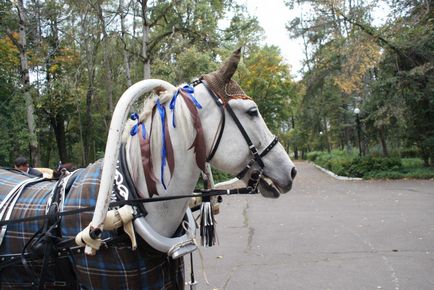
left=199, top=195, right=216, bottom=247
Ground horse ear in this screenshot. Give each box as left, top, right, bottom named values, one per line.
left=218, top=47, right=242, bottom=83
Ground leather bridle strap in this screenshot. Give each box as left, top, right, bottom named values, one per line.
left=198, top=79, right=279, bottom=179
left=194, top=80, right=226, bottom=162
left=224, top=102, right=265, bottom=168
left=236, top=136, right=279, bottom=179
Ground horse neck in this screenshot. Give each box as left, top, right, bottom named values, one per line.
left=125, top=96, right=202, bottom=236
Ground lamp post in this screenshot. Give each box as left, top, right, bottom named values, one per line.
left=354, top=108, right=362, bottom=157
left=319, top=131, right=324, bottom=151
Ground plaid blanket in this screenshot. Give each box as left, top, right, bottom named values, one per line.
left=0, top=161, right=184, bottom=290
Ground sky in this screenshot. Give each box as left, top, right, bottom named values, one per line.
left=242, top=0, right=390, bottom=80
left=243, top=0, right=306, bottom=79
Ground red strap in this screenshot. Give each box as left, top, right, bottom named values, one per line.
left=179, top=89, right=206, bottom=172
left=163, top=107, right=175, bottom=176
left=138, top=110, right=158, bottom=197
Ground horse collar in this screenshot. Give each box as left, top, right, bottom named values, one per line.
left=117, top=144, right=147, bottom=215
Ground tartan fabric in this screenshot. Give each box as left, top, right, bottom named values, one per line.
left=0, top=161, right=185, bottom=290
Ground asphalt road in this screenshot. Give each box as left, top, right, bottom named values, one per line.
left=186, top=161, right=434, bottom=290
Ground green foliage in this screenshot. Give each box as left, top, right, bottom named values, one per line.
left=347, top=156, right=402, bottom=177
left=308, top=150, right=355, bottom=176
left=401, top=158, right=424, bottom=168
left=2, top=0, right=432, bottom=173
left=399, top=147, right=420, bottom=158
left=306, top=151, right=322, bottom=161
left=238, top=45, right=296, bottom=132
left=310, top=151, right=433, bottom=179
left=364, top=168, right=434, bottom=179
left=286, top=0, right=434, bottom=165
left=0, top=0, right=268, bottom=168
left=363, top=171, right=403, bottom=179
left=153, top=46, right=218, bottom=84
left=211, top=168, right=232, bottom=183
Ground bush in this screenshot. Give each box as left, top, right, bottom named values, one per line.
left=403, top=168, right=434, bottom=179
left=309, top=151, right=434, bottom=179
left=401, top=158, right=424, bottom=168
left=400, top=148, right=420, bottom=158
left=308, top=150, right=353, bottom=176
left=348, top=156, right=402, bottom=177
left=307, top=151, right=322, bottom=162
left=211, top=168, right=232, bottom=183
left=364, top=170, right=403, bottom=179
left=364, top=167, right=434, bottom=179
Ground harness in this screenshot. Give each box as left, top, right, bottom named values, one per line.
left=193, top=78, right=279, bottom=191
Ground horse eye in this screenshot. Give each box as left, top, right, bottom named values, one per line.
left=247, top=107, right=259, bottom=117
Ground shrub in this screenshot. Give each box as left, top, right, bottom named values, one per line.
left=308, top=151, right=434, bottom=179
left=309, top=150, right=354, bottom=176
left=400, top=148, right=420, bottom=158
left=364, top=170, right=403, bottom=179
left=211, top=168, right=232, bottom=183
left=307, top=151, right=322, bottom=162
left=348, top=156, right=402, bottom=177
left=401, top=158, right=424, bottom=168
left=403, top=168, right=434, bottom=179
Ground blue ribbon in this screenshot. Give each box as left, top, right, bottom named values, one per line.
left=169, top=84, right=202, bottom=128
left=169, top=91, right=178, bottom=128
left=182, top=84, right=202, bottom=109
left=130, top=113, right=146, bottom=140
left=141, top=123, right=146, bottom=139
left=156, top=99, right=167, bottom=189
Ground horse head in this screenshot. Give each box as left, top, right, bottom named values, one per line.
left=196, top=48, right=297, bottom=198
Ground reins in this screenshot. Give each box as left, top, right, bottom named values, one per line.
left=0, top=186, right=256, bottom=227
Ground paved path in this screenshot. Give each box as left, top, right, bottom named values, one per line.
left=187, top=161, right=434, bottom=290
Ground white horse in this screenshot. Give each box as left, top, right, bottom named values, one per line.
left=0, top=48, right=296, bottom=289
left=122, top=48, right=296, bottom=243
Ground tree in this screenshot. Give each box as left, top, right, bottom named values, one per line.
left=4, top=0, right=41, bottom=166
left=238, top=45, right=296, bottom=132
left=0, top=0, right=290, bottom=168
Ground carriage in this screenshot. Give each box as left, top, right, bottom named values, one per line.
left=0, top=49, right=296, bottom=289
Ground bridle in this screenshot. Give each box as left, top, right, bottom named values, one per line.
left=192, top=78, right=280, bottom=191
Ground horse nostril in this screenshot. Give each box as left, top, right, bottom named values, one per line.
left=291, top=167, right=297, bottom=179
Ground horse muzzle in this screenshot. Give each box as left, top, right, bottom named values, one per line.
left=258, top=167, right=297, bottom=198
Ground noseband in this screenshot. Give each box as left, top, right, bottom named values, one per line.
left=193, top=79, right=279, bottom=192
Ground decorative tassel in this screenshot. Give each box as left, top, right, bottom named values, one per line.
left=199, top=195, right=216, bottom=247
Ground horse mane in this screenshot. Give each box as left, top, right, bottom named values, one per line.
left=123, top=87, right=196, bottom=186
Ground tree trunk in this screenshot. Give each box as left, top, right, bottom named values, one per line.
left=378, top=126, right=389, bottom=157
left=293, top=146, right=299, bottom=159
left=141, top=1, right=151, bottom=79
left=299, top=13, right=312, bottom=73
left=16, top=0, right=40, bottom=166
left=80, top=13, right=98, bottom=165
left=83, top=85, right=95, bottom=164
left=96, top=2, right=114, bottom=114
left=119, top=0, right=132, bottom=87
left=290, top=115, right=299, bottom=159
left=50, top=114, right=68, bottom=163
